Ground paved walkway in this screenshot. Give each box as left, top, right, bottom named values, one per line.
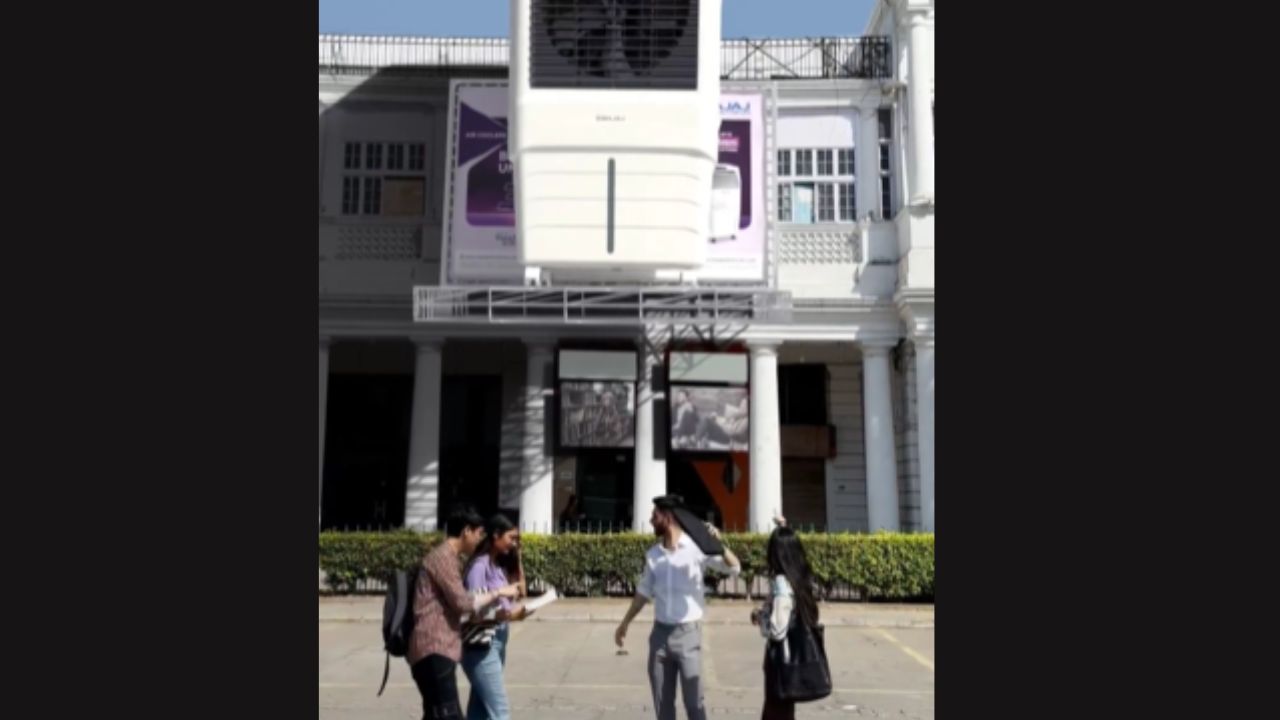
left=320, top=598, right=934, bottom=720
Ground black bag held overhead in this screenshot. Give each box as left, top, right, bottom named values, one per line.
left=766, top=616, right=833, bottom=703
left=378, top=566, right=420, bottom=697
left=654, top=494, right=725, bottom=556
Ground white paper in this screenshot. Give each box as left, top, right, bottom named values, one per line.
left=522, top=587, right=559, bottom=612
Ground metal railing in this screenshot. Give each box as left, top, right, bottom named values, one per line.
left=319, top=35, right=892, bottom=81
left=720, top=37, right=892, bottom=80
left=320, top=35, right=510, bottom=74
left=523, top=574, right=863, bottom=602
left=323, top=573, right=861, bottom=602
left=553, top=520, right=829, bottom=534
left=412, top=286, right=794, bottom=326
left=321, top=575, right=862, bottom=601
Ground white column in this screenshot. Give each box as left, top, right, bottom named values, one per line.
left=906, top=11, right=934, bottom=203
left=519, top=341, right=555, bottom=534
left=914, top=337, right=934, bottom=532
left=319, top=337, right=331, bottom=528
left=861, top=341, right=900, bottom=531
left=318, top=103, right=327, bottom=208
left=749, top=342, right=784, bottom=533
left=857, top=106, right=882, bottom=220
left=632, top=337, right=666, bottom=532
left=319, top=106, right=344, bottom=218
left=406, top=339, right=444, bottom=531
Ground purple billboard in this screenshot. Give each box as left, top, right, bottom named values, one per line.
left=446, top=84, right=522, bottom=282
left=457, top=101, right=515, bottom=227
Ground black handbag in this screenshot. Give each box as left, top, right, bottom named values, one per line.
left=766, top=614, right=833, bottom=703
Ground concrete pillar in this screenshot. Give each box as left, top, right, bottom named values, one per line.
left=906, top=11, right=934, bottom=203
left=748, top=342, right=784, bottom=532
left=861, top=341, right=900, bottom=531
left=633, top=337, right=666, bottom=532
left=914, top=337, right=934, bottom=532
left=519, top=341, right=555, bottom=534
left=319, top=337, right=331, bottom=528
left=405, top=339, right=444, bottom=531
left=857, top=106, right=882, bottom=220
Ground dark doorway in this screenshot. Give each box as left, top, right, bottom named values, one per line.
left=438, top=375, right=503, bottom=525
left=569, top=451, right=634, bottom=532
left=321, top=374, right=413, bottom=530
left=782, top=458, right=827, bottom=531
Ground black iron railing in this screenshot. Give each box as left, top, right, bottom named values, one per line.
left=321, top=570, right=864, bottom=601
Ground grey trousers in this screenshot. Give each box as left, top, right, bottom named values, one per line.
left=648, top=622, right=705, bottom=720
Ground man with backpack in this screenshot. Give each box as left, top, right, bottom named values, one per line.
left=405, top=504, right=520, bottom=720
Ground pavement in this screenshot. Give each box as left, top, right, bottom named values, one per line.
left=320, top=597, right=934, bottom=719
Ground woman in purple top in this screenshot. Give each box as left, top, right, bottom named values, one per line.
left=461, top=513, right=531, bottom=720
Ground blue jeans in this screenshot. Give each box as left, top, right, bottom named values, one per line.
left=461, top=624, right=510, bottom=720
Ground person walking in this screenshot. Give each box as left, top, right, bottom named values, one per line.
left=615, top=495, right=741, bottom=720
left=750, top=519, right=822, bottom=720
left=408, top=504, right=520, bottom=720
left=460, top=513, right=534, bottom=720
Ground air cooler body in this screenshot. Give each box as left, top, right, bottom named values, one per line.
left=510, top=0, right=722, bottom=279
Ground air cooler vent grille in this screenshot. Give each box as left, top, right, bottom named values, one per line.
left=530, top=0, right=700, bottom=90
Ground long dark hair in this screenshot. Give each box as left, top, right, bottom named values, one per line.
left=767, top=527, right=819, bottom=627
left=466, top=513, right=522, bottom=580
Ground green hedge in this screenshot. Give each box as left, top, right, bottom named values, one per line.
left=319, top=531, right=933, bottom=601
left=318, top=530, right=434, bottom=592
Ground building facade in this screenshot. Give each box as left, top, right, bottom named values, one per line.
left=318, top=0, right=934, bottom=535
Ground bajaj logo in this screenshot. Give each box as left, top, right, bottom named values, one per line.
left=720, top=101, right=751, bottom=116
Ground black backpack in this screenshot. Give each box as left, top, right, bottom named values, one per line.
left=378, top=566, right=420, bottom=696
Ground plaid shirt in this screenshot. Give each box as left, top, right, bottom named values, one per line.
left=407, top=542, right=474, bottom=664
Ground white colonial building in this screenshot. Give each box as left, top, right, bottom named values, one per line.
left=318, top=0, right=934, bottom=535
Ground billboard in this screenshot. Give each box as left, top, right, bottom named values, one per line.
left=703, top=94, right=767, bottom=282
left=444, top=83, right=522, bottom=282
left=669, top=385, right=750, bottom=453
left=443, top=81, right=768, bottom=284
left=559, top=380, right=637, bottom=449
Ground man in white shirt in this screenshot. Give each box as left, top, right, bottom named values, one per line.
left=615, top=495, right=742, bottom=720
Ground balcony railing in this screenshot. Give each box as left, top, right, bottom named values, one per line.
left=319, top=35, right=892, bottom=80
left=320, top=35, right=510, bottom=75
left=720, top=37, right=892, bottom=80
left=411, top=286, right=794, bottom=326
